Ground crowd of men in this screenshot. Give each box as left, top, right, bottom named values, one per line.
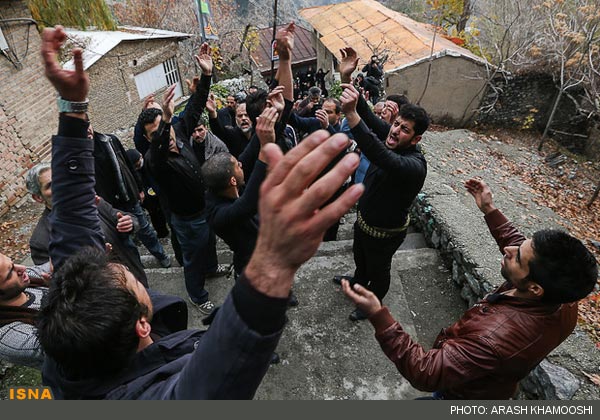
left=0, top=23, right=597, bottom=400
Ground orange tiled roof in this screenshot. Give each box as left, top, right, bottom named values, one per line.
left=299, top=0, right=487, bottom=72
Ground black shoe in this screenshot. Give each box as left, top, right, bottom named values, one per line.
left=333, top=275, right=354, bottom=286
left=270, top=352, right=280, bottom=365
left=349, top=308, right=368, bottom=322
left=287, top=291, right=299, bottom=307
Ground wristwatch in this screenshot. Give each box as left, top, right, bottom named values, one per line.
left=57, top=96, right=89, bottom=113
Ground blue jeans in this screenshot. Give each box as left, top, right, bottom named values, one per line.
left=125, top=202, right=168, bottom=261
left=170, top=212, right=217, bottom=304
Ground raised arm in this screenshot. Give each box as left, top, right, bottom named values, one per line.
left=181, top=43, right=213, bottom=139
left=42, top=25, right=104, bottom=270
left=274, top=23, right=295, bottom=102
left=464, top=179, right=526, bottom=251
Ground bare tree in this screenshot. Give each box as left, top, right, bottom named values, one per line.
left=534, top=0, right=600, bottom=151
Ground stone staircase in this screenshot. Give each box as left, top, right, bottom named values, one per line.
left=142, top=210, right=467, bottom=400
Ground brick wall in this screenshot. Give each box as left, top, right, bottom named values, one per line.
left=0, top=0, right=57, bottom=216
left=87, top=39, right=185, bottom=134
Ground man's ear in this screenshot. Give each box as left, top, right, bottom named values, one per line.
left=527, top=281, right=544, bottom=299
left=410, top=135, right=422, bottom=146
left=32, top=194, right=44, bottom=204
left=135, top=316, right=152, bottom=339
left=230, top=176, right=237, bottom=187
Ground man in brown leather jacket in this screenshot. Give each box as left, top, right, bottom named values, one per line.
left=342, top=178, right=598, bottom=399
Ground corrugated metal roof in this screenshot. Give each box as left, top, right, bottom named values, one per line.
left=299, top=0, right=487, bottom=72
left=251, top=25, right=316, bottom=73
left=64, top=26, right=192, bottom=70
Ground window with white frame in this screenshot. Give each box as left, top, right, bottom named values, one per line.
left=134, top=57, right=182, bottom=100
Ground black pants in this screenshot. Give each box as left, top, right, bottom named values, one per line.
left=352, top=222, right=407, bottom=302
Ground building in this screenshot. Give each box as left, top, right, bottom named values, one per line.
left=299, top=0, right=490, bottom=125
left=63, top=26, right=191, bottom=134
left=0, top=1, right=57, bottom=215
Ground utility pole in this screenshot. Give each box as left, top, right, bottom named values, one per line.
left=269, top=0, right=279, bottom=84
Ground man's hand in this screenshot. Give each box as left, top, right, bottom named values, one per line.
left=206, top=93, right=218, bottom=118
left=464, top=178, right=496, bottom=215
left=41, top=25, right=89, bottom=102
left=162, top=84, right=177, bottom=123
left=116, top=212, right=134, bottom=233
left=255, top=107, right=278, bottom=148
left=195, top=42, right=213, bottom=76
left=340, top=84, right=361, bottom=128
left=340, top=83, right=360, bottom=114
left=275, top=22, right=295, bottom=61
left=245, top=131, right=365, bottom=298
left=339, top=47, right=359, bottom=83
left=315, top=109, right=329, bottom=129
left=267, top=86, right=285, bottom=115
left=185, top=76, right=200, bottom=95
left=342, top=280, right=381, bottom=318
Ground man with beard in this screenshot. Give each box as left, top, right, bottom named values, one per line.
left=207, top=98, right=253, bottom=158
left=334, top=84, right=429, bottom=321
left=0, top=254, right=50, bottom=368
left=342, top=178, right=598, bottom=400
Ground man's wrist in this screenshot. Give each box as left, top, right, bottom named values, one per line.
left=345, top=111, right=361, bottom=128
left=481, top=204, right=497, bottom=215
left=245, top=254, right=295, bottom=299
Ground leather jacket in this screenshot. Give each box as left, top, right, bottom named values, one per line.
left=369, top=209, right=578, bottom=399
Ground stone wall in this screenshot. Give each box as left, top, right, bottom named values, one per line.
left=0, top=0, right=58, bottom=216
left=86, top=38, right=185, bottom=134
left=477, top=72, right=590, bottom=154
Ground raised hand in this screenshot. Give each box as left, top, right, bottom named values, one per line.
left=195, top=42, right=213, bottom=76
left=275, top=22, right=296, bottom=61
left=255, top=106, right=278, bottom=147
left=341, top=280, right=381, bottom=318
left=185, top=76, right=200, bottom=94
left=245, top=131, right=364, bottom=298
left=162, top=84, right=177, bottom=123
left=464, top=178, right=496, bottom=215
left=205, top=92, right=217, bottom=116
left=267, top=86, right=285, bottom=114
left=41, top=25, right=89, bottom=102
left=339, top=83, right=360, bottom=115
left=315, top=109, right=329, bottom=129
left=338, top=47, right=359, bottom=83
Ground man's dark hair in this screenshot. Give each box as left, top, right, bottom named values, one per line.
left=201, top=152, right=236, bottom=194
left=529, top=230, right=598, bottom=304
left=308, top=86, right=321, bottom=97
left=386, top=94, right=410, bottom=109
left=399, top=104, right=430, bottom=136
left=37, top=247, right=150, bottom=379
left=137, top=108, right=163, bottom=134
left=245, top=89, right=268, bottom=125
left=324, top=98, right=341, bottom=114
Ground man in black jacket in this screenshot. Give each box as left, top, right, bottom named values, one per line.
left=88, top=121, right=170, bottom=269
left=141, top=43, right=220, bottom=315
left=334, top=84, right=430, bottom=321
